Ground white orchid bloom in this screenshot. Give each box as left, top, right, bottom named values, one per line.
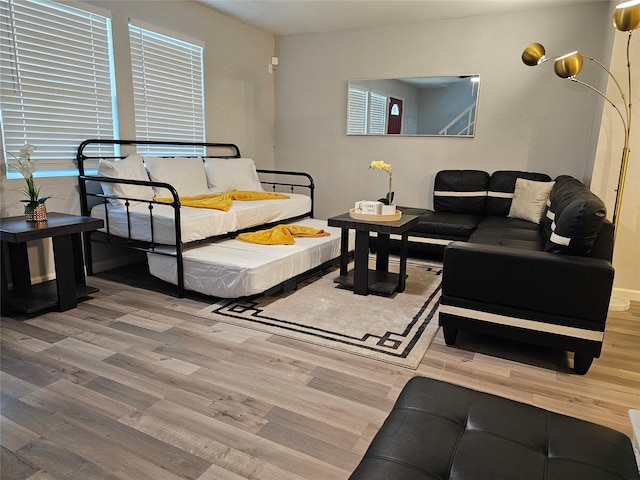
left=18, top=143, right=36, bottom=160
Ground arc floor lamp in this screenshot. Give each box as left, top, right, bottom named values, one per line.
left=521, top=0, right=638, bottom=241
left=521, top=0, right=639, bottom=311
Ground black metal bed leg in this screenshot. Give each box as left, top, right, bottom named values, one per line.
left=83, top=231, right=94, bottom=276
left=176, top=251, right=185, bottom=298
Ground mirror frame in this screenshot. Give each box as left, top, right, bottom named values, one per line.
left=347, top=75, right=481, bottom=137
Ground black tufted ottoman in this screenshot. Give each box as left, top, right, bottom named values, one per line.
left=350, top=377, right=640, bottom=480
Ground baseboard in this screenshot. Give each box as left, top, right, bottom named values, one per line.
left=609, top=288, right=638, bottom=311
left=31, top=273, right=56, bottom=284
left=92, top=253, right=145, bottom=274
left=612, top=287, right=640, bottom=303
left=9, top=254, right=143, bottom=289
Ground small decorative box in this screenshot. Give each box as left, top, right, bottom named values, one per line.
left=354, top=200, right=382, bottom=215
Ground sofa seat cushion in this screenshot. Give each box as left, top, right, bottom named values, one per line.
left=350, top=377, right=640, bottom=480
left=412, top=210, right=483, bottom=240
left=469, top=216, right=544, bottom=251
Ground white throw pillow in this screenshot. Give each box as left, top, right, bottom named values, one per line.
left=98, top=154, right=154, bottom=207
left=144, top=156, right=209, bottom=197
left=204, top=157, right=264, bottom=192
left=508, top=178, right=555, bottom=224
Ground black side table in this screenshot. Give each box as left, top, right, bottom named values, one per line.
left=328, top=212, right=419, bottom=295
left=1, top=212, right=104, bottom=314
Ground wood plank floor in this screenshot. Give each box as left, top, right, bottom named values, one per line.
left=2, top=264, right=639, bottom=479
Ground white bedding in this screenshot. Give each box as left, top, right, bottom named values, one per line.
left=147, top=218, right=354, bottom=298
left=90, top=193, right=311, bottom=244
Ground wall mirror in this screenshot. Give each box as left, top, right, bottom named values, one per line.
left=347, top=75, right=480, bottom=136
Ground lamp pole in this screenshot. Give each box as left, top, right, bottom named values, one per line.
left=521, top=0, right=639, bottom=243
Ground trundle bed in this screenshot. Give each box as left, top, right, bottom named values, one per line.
left=77, top=139, right=344, bottom=298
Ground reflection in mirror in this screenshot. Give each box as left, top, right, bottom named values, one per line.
left=347, top=75, right=480, bottom=136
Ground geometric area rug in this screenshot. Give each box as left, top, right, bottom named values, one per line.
left=194, top=259, right=442, bottom=369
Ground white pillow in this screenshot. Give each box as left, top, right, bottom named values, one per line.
left=98, top=154, right=154, bottom=207
left=508, top=178, right=555, bottom=224
left=144, top=157, right=209, bottom=197
left=204, top=157, right=264, bottom=192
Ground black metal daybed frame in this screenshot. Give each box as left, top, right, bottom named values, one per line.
left=77, top=139, right=315, bottom=297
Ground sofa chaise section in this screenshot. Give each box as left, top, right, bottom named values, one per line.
left=412, top=170, right=615, bottom=374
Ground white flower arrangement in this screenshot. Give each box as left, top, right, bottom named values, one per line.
left=10, top=144, right=50, bottom=214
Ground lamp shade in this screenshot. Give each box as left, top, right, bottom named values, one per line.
left=554, top=51, right=584, bottom=78
left=613, top=0, right=640, bottom=32
left=522, top=43, right=546, bottom=66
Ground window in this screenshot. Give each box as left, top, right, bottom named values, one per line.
left=347, top=87, right=368, bottom=134
left=1, top=0, right=117, bottom=174
left=129, top=23, right=205, bottom=156
left=347, top=87, right=387, bottom=135
left=368, top=92, right=387, bottom=135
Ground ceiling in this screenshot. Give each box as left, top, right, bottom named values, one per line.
left=197, top=0, right=599, bottom=36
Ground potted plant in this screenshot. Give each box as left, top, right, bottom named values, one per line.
left=11, top=144, right=50, bottom=221
left=370, top=160, right=395, bottom=214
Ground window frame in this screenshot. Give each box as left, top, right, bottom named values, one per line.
left=128, top=21, right=206, bottom=157
left=347, top=86, right=388, bottom=135
left=1, top=0, right=118, bottom=177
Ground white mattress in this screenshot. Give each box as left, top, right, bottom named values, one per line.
left=90, top=193, right=311, bottom=244
left=147, top=218, right=354, bottom=298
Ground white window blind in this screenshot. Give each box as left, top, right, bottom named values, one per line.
left=369, top=92, right=387, bottom=135
left=129, top=23, right=205, bottom=156
left=347, top=87, right=367, bottom=135
left=0, top=0, right=117, bottom=173
left=347, top=87, right=387, bottom=135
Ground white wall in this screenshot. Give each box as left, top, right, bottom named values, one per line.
left=274, top=2, right=612, bottom=220
left=591, top=26, right=640, bottom=299
left=274, top=1, right=639, bottom=296
left=92, top=0, right=276, bottom=165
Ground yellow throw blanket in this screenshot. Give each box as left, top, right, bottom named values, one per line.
left=237, top=224, right=330, bottom=245
left=153, top=190, right=290, bottom=212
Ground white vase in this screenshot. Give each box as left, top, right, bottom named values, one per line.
left=381, top=204, right=396, bottom=215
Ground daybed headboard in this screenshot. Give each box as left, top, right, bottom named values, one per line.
left=77, top=138, right=315, bottom=218
left=76, top=139, right=242, bottom=215
left=77, top=139, right=241, bottom=175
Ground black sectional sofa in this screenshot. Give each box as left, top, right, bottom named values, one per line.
left=412, top=170, right=615, bottom=374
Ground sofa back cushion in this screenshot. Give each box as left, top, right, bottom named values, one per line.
left=507, top=178, right=555, bottom=224
left=486, top=171, right=552, bottom=217
left=97, top=154, right=155, bottom=207
left=144, top=156, right=210, bottom=197
left=433, top=170, right=489, bottom=215
left=542, top=175, right=583, bottom=240
left=543, top=175, right=607, bottom=256
left=204, top=157, right=264, bottom=192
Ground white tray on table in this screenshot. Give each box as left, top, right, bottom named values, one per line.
left=349, top=208, right=402, bottom=222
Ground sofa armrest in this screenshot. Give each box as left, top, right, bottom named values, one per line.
left=443, top=241, right=614, bottom=324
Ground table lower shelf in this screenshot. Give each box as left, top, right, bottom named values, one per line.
left=333, top=269, right=405, bottom=295
left=4, top=280, right=98, bottom=314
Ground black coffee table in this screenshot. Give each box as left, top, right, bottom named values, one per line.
left=328, top=212, right=419, bottom=295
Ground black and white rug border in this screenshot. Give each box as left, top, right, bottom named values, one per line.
left=198, top=260, right=443, bottom=367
